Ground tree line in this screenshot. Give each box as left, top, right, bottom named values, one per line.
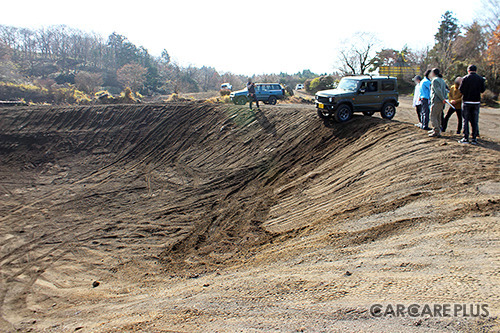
left=336, top=2, right=500, bottom=96
left=0, top=1, right=498, bottom=103
left=0, top=25, right=254, bottom=96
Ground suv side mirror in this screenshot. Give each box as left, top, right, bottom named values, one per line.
left=358, top=88, right=366, bottom=94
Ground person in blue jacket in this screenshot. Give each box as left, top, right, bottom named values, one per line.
left=417, top=69, right=432, bottom=130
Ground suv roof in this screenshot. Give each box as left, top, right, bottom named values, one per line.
left=342, top=76, right=397, bottom=80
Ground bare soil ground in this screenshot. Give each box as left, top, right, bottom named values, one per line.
left=0, top=98, right=498, bottom=332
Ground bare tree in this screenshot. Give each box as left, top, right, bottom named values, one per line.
left=75, top=71, right=103, bottom=94
left=478, top=0, right=500, bottom=33
left=337, top=32, right=380, bottom=75
left=196, top=66, right=221, bottom=91
left=117, top=63, right=147, bottom=91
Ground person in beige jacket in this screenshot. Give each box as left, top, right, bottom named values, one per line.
left=428, top=68, right=448, bottom=138
left=442, top=77, right=463, bottom=134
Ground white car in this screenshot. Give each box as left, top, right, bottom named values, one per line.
left=221, top=83, right=232, bottom=91
left=295, top=84, right=304, bottom=90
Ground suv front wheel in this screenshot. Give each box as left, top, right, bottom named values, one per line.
left=234, top=96, right=247, bottom=105
left=381, top=102, right=396, bottom=119
left=334, top=104, right=353, bottom=123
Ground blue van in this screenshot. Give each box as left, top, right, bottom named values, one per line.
left=230, top=83, right=285, bottom=105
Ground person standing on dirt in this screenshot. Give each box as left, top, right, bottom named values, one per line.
left=459, top=65, right=486, bottom=145
left=246, top=78, right=259, bottom=110
left=428, top=68, right=447, bottom=138
left=417, top=70, right=432, bottom=130
left=412, top=75, right=422, bottom=125
left=442, top=77, right=463, bottom=134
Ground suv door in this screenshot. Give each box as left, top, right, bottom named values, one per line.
left=354, top=80, right=380, bottom=112
left=268, top=84, right=282, bottom=98
left=258, top=84, right=271, bottom=101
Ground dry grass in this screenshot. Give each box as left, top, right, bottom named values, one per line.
left=206, top=95, right=232, bottom=104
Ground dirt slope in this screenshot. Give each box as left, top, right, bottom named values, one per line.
left=0, top=102, right=498, bottom=332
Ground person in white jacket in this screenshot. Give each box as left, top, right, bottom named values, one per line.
left=412, top=75, right=422, bottom=126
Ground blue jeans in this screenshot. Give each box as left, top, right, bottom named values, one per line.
left=462, top=103, right=480, bottom=140
left=420, top=98, right=430, bottom=129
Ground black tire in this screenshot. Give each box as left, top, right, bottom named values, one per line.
left=334, top=104, right=353, bottom=123
left=236, top=96, right=247, bottom=105
left=268, top=96, right=277, bottom=105
left=381, top=102, right=396, bottom=119
left=363, top=111, right=374, bottom=117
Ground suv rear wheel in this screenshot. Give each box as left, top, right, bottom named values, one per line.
left=334, top=104, right=353, bottom=123
left=268, top=96, right=277, bottom=105
left=381, top=102, right=396, bottom=119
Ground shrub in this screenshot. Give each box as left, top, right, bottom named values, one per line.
left=0, top=81, right=93, bottom=104
left=95, top=90, right=117, bottom=104
left=220, top=89, right=231, bottom=96
left=54, top=72, right=75, bottom=85
left=0, top=82, right=51, bottom=103
left=52, top=86, right=91, bottom=104
left=166, top=93, right=179, bottom=102
left=207, top=95, right=232, bottom=104
left=304, top=79, right=313, bottom=93
left=481, top=89, right=498, bottom=106
left=72, top=89, right=92, bottom=104
left=75, top=71, right=103, bottom=94
left=119, top=87, right=136, bottom=103
left=308, top=76, right=335, bottom=94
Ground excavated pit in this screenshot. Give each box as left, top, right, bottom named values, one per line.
left=0, top=102, right=498, bottom=332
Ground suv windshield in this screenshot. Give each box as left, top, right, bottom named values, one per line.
left=337, top=79, right=359, bottom=92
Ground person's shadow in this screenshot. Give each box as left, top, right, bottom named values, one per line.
left=254, top=108, right=277, bottom=137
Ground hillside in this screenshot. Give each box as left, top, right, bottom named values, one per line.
left=0, top=101, right=499, bottom=332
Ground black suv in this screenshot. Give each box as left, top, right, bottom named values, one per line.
left=315, top=76, right=399, bottom=122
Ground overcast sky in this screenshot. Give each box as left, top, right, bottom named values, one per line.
left=2, top=0, right=482, bottom=75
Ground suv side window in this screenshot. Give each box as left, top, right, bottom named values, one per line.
left=361, top=81, right=378, bottom=93
left=382, top=80, right=395, bottom=91
left=273, top=84, right=280, bottom=90
left=367, top=81, right=378, bottom=92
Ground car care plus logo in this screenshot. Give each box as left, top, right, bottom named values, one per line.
left=369, top=303, right=490, bottom=318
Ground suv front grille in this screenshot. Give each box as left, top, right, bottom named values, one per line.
left=317, top=96, right=330, bottom=104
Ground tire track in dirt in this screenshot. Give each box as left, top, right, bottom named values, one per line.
left=0, top=102, right=498, bottom=331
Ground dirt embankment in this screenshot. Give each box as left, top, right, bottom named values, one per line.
left=0, top=102, right=498, bottom=332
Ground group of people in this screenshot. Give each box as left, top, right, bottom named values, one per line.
left=412, top=65, right=486, bottom=144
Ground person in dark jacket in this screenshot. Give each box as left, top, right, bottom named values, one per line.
left=459, top=65, right=486, bottom=144
left=246, top=78, right=259, bottom=110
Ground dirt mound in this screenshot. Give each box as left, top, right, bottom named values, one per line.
left=0, top=102, right=499, bottom=332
